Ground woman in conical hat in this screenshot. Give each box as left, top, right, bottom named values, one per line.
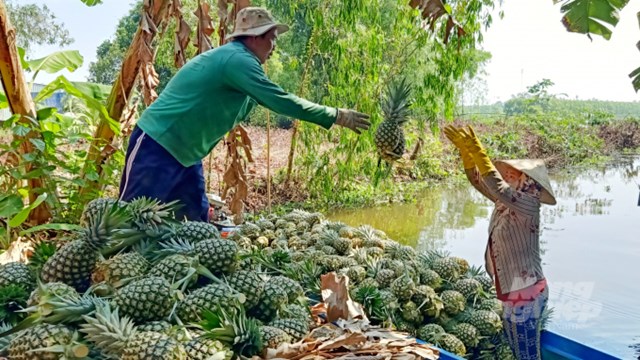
left=444, top=125, right=556, bottom=360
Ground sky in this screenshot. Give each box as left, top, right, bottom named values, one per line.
left=11, top=0, right=640, bottom=104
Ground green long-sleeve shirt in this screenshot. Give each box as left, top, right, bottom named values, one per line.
left=136, top=41, right=338, bottom=167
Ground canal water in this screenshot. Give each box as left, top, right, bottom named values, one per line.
left=328, top=155, right=640, bottom=359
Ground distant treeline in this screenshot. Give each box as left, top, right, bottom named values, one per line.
left=461, top=98, right=640, bottom=121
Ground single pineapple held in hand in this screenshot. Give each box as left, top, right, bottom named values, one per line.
left=374, top=77, right=413, bottom=166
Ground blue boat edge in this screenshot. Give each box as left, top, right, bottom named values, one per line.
left=418, top=330, right=621, bottom=360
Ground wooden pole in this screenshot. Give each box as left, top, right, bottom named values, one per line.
left=265, top=64, right=271, bottom=213
left=0, top=1, right=51, bottom=224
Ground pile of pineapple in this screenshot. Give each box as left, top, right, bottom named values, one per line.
left=0, top=198, right=523, bottom=359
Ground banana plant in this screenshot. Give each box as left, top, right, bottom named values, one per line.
left=555, top=0, right=640, bottom=92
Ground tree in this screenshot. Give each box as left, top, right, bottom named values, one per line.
left=87, top=3, right=141, bottom=85
left=4, top=0, right=73, bottom=53
left=504, top=79, right=557, bottom=115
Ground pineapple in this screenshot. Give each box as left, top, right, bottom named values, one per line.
left=250, top=279, right=288, bottom=323
left=419, top=269, right=443, bottom=290
left=269, top=317, right=309, bottom=340
left=453, top=278, right=482, bottom=301
left=280, top=303, right=311, bottom=322
left=451, top=322, right=480, bottom=349
left=401, top=301, right=422, bottom=324
left=319, top=229, right=339, bottom=248
left=366, top=246, right=385, bottom=258
left=375, top=269, right=395, bottom=288
left=80, top=304, right=186, bottom=359
left=468, top=265, right=494, bottom=292
left=153, top=237, right=239, bottom=275
left=393, top=316, right=417, bottom=334
left=225, top=270, right=266, bottom=309
left=194, top=239, right=239, bottom=274
left=41, top=202, right=131, bottom=291
left=113, top=276, right=176, bottom=323
left=346, top=265, right=367, bottom=284
left=496, top=342, right=517, bottom=360
left=270, top=276, right=304, bottom=303
left=477, top=298, right=503, bottom=316
left=260, top=325, right=291, bottom=350
left=0, top=262, right=35, bottom=292
left=184, top=337, right=232, bottom=360
left=374, top=77, right=412, bottom=164
left=469, top=310, right=503, bottom=336
left=452, top=256, right=470, bottom=275
left=177, top=283, right=245, bottom=323
left=8, top=324, right=89, bottom=360
left=136, top=320, right=172, bottom=333
left=27, top=282, right=78, bottom=307
left=395, top=245, right=417, bottom=261
left=431, top=257, right=461, bottom=282
left=175, top=221, right=220, bottom=242
left=80, top=197, right=123, bottom=226
left=440, top=290, right=466, bottom=316
left=237, top=222, right=261, bottom=239
left=332, top=237, right=352, bottom=255
left=437, top=333, right=466, bottom=357
left=256, top=219, right=275, bottom=231
left=357, top=225, right=385, bottom=249
left=412, top=285, right=444, bottom=317
left=416, top=323, right=445, bottom=343
left=92, top=251, right=149, bottom=288
left=390, top=274, right=415, bottom=301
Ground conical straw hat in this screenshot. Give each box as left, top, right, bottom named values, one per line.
left=494, top=159, right=557, bottom=205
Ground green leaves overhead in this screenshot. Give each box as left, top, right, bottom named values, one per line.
left=79, top=0, right=103, bottom=6
left=34, top=76, right=118, bottom=133
left=629, top=65, right=640, bottom=92
left=555, top=0, right=630, bottom=40
left=26, top=50, right=84, bottom=76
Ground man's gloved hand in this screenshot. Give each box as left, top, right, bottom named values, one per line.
left=459, top=126, right=496, bottom=176
left=444, top=125, right=474, bottom=170
left=335, top=108, right=371, bottom=134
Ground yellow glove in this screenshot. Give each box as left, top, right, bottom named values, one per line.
left=443, top=125, right=474, bottom=169
left=459, top=126, right=495, bottom=176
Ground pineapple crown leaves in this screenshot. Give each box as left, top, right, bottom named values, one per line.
left=0, top=322, right=15, bottom=353
left=1, top=293, right=108, bottom=337
left=0, top=284, right=29, bottom=325
left=381, top=77, right=413, bottom=125
left=151, top=236, right=196, bottom=262
left=81, top=201, right=132, bottom=251
left=125, top=197, right=181, bottom=231
left=200, top=305, right=263, bottom=357
left=27, top=241, right=57, bottom=274
left=152, top=254, right=225, bottom=292
left=80, top=303, right=137, bottom=358
left=352, top=285, right=384, bottom=318
left=248, top=248, right=292, bottom=275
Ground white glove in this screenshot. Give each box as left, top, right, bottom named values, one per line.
left=335, top=108, right=371, bottom=134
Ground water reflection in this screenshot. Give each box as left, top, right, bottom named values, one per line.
left=329, top=155, right=640, bottom=359
left=327, top=184, right=489, bottom=249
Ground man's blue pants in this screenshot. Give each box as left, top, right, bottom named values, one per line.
left=119, top=126, right=209, bottom=222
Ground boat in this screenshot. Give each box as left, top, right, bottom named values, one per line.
left=431, top=330, right=621, bottom=360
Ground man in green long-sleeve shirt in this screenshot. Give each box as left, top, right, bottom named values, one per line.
left=119, top=6, right=370, bottom=221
